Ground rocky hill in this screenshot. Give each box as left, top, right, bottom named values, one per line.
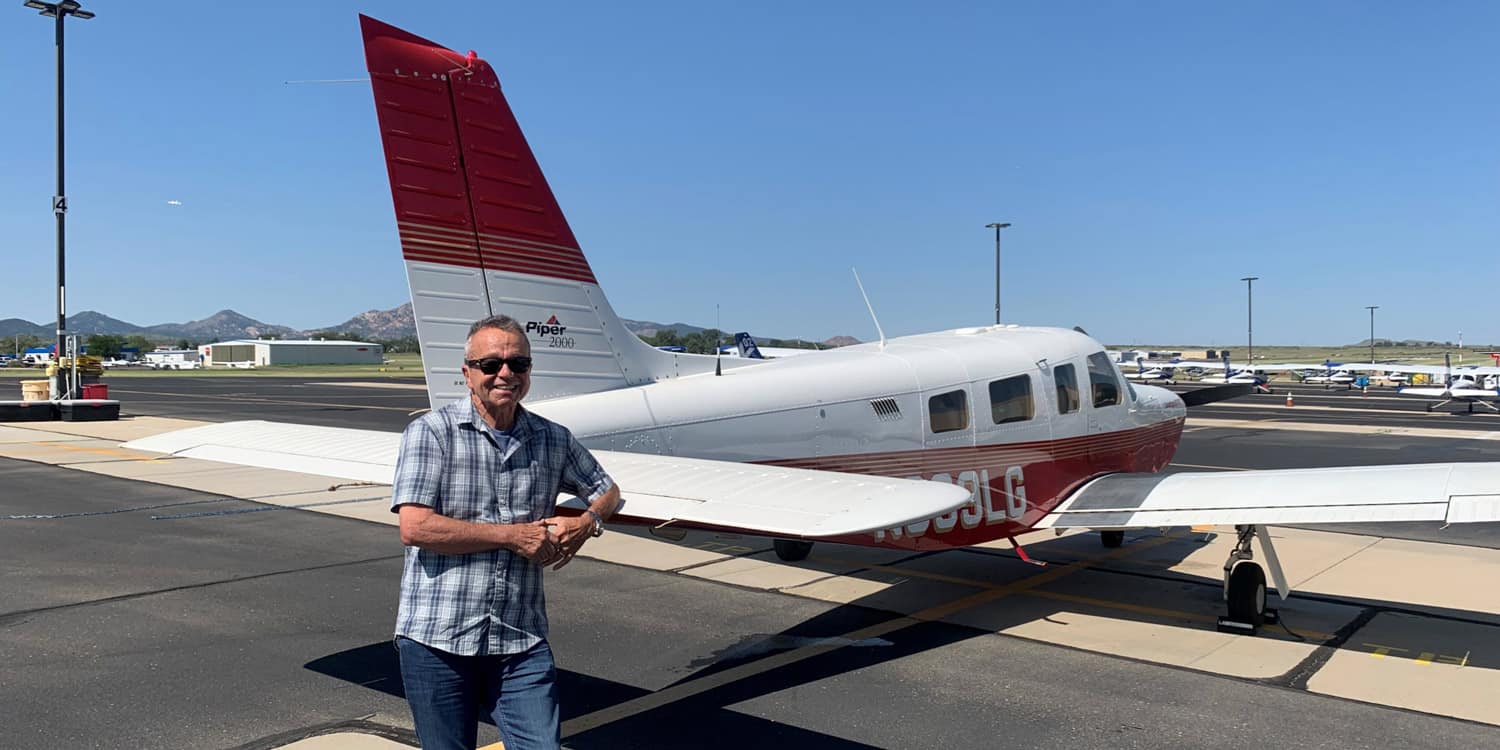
left=0, top=305, right=856, bottom=348
left=313, top=303, right=416, bottom=339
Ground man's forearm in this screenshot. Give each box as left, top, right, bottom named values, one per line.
left=399, top=507, right=515, bottom=554
left=589, top=485, right=622, bottom=521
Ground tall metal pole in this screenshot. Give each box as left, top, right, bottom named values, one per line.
left=24, top=0, right=94, bottom=394
left=1241, top=276, right=1258, bottom=367
left=1366, top=305, right=1379, bottom=364
left=986, top=222, right=1010, bottom=325
left=53, top=5, right=67, bottom=372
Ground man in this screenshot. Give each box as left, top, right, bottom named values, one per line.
left=392, top=314, right=620, bottom=750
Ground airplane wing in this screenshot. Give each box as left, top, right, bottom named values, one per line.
left=1395, top=387, right=1451, bottom=397
left=1035, top=464, right=1500, bottom=528
left=122, top=420, right=971, bottom=538
left=1448, top=388, right=1500, bottom=398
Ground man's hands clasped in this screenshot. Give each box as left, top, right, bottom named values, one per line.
left=510, top=516, right=595, bottom=570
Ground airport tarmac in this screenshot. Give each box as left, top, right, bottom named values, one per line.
left=3, top=377, right=1500, bottom=749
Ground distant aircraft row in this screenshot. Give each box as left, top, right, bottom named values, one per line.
left=1115, top=352, right=1500, bottom=413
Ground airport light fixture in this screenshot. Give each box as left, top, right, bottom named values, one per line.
left=1241, top=276, right=1258, bottom=367
left=1366, top=305, right=1379, bottom=364
left=22, top=0, right=93, bottom=393
left=986, top=222, right=1011, bottom=325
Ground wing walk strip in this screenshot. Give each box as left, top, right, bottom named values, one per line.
left=548, top=533, right=1184, bottom=740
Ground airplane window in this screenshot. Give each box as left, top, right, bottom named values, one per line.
left=1054, top=364, right=1080, bottom=414
left=928, top=389, right=969, bottom=433
left=1087, top=351, right=1121, bottom=408
left=988, top=375, right=1033, bottom=424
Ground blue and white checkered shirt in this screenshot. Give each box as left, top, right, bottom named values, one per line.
left=391, top=397, right=614, bottom=656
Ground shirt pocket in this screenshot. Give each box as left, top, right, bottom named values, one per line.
left=498, top=458, right=551, bottom=522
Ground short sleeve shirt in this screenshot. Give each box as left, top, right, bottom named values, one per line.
left=391, top=397, right=614, bottom=656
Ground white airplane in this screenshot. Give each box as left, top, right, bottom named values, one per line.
left=1336, top=356, right=1500, bottom=413
left=122, top=15, right=1500, bottom=634
left=725, top=332, right=821, bottom=359
left=1120, top=356, right=1177, bottom=385
left=1268, top=361, right=1360, bottom=388
left=1189, top=355, right=1273, bottom=393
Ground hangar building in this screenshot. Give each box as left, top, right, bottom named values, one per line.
left=201, top=339, right=384, bottom=367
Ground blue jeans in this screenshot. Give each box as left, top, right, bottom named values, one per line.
left=396, top=637, right=561, bottom=750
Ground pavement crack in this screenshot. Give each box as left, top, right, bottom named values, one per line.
left=1272, top=607, right=1379, bottom=690
left=0, top=554, right=402, bottom=627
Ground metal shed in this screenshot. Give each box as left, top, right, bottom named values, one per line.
left=201, top=339, right=384, bottom=367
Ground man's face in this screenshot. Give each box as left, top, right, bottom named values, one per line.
left=463, top=327, right=531, bottom=412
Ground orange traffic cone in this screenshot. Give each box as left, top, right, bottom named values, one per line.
left=1286, top=393, right=1295, bottom=407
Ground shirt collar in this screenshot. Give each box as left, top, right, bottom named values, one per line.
left=455, top=395, right=534, bottom=443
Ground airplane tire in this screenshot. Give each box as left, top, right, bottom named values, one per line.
left=1226, top=562, right=1267, bottom=627
left=773, top=539, right=814, bottom=562
left=1100, top=530, right=1124, bottom=548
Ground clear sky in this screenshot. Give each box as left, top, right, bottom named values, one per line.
left=3, top=2, right=1497, bottom=346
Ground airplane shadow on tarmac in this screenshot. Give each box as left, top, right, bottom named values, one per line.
left=306, top=525, right=1500, bottom=748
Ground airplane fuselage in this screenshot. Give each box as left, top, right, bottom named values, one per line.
left=530, top=326, right=1186, bottom=550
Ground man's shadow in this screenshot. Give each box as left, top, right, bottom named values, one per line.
left=306, top=630, right=896, bottom=749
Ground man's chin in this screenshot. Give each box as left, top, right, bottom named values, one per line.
left=485, top=389, right=521, bottom=406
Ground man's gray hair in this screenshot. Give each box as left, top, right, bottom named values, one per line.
left=468, top=315, right=525, bottom=340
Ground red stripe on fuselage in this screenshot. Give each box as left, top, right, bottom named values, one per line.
left=761, top=418, right=1184, bottom=551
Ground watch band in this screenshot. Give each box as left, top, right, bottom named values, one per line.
left=585, top=509, right=605, bottom=537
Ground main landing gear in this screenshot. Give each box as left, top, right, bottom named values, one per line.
left=1426, top=399, right=1500, bottom=414
left=1099, top=530, right=1125, bottom=548
left=773, top=539, right=814, bottom=562
left=1218, top=524, right=1289, bottom=635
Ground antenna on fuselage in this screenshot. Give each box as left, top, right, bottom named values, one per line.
left=851, top=268, right=887, bottom=351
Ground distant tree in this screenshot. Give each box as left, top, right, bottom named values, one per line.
left=85, top=334, right=127, bottom=359
left=11, top=334, right=46, bottom=355
left=651, top=331, right=687, bottom=348
left=124, top=335, right=153, bottom=353
left=680, top=328, right=725, bottom=354
left=376, top=335, right=420, bottom=354
left=175, top=339, right=196, bottom=350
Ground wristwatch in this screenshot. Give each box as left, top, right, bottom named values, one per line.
left=585, top=509, right=605, bottom=538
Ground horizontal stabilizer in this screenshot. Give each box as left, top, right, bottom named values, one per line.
left=1037, top=463, right=1500, bottom=528
left=123, top=421, right=971, bottom=538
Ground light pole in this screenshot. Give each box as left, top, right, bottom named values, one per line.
left=1240, top=276, right=1258, bottom=367
left=1366, top=305, right=1378, bottom=364
left=23, top=0, right=94, bottom=395
left=985, top=222, right=1011, bottom=325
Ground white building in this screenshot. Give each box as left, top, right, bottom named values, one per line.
left=200, top=339, right=384, bottom=367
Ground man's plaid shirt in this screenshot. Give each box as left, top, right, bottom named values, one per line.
left=391, top=397, right=614, bottom=656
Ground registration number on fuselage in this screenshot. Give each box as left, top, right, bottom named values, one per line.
left=873, top=467, right=1026, bottom=542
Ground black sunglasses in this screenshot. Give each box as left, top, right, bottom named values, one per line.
left=465, top=356, right=533, bottom=375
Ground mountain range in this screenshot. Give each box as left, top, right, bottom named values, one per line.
left=0, top=305, right=858, bottom=347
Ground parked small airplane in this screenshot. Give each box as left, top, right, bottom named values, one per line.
left=1346, top=355, right=1500, bottom=413
left=122, top=16, right=1500, bottom=635
left=728, top=332, right=820, bottom=360
left=1121, top=356, right=1177, bottom=385
left=1192, top=354, right=1273, bottom=393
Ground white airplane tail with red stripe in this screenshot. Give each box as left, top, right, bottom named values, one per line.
left=361, top=16, right=728, bottom=409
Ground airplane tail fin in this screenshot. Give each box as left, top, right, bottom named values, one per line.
left=735, top=332, right=766, bottom=359
left=360, top=16, right=724, bottom=408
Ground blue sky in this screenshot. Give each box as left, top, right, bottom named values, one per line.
left=2, top=2, right=1497, bottom=346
